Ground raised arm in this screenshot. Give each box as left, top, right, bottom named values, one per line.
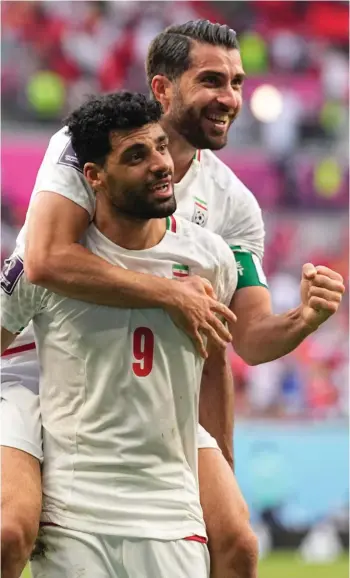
left=229, top=264, right=345, bottom=366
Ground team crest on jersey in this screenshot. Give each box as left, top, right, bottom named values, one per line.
left=172, top=264, right=189, bottom=279
left=192, top=196, right=208, bottom=227
left=1, top=255, right=24, bottom=295
left=57, top=139, right=83, bottom=173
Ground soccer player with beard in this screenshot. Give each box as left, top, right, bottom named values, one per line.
left=1, top=20, right=344, bottom=578
left=1, top=91, right=239, bottom=578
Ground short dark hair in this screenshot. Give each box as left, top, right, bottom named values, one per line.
left=146, top=19, right=239, bottom=90
left=65, top=91, right=163, bottom=167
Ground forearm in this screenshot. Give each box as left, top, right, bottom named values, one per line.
left=25, top=242, right=174, bottom=309
left=233, top=305, right=314, bottom=366
left=199, top=348, right=234, bottom=469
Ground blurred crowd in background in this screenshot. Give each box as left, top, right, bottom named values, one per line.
left=2, top=0, right=349, bottom=421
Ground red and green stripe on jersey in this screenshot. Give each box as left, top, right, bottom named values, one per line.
left=193, top=196, right=207, bottom=212
left=192, top=195, right=208, bottom=227
left=166, top=216, right=189, bottom=278
left=166, top=215, right=177, bottom=233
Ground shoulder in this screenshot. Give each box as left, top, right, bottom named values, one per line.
left=45, top=127, right=82, bottom=173
left=1, top=251, right=46, bottom=300
left=176, top=216, right=233, bottom=261
left=175, top=216, right=237, bottom=304
left=200, top=149, right=261, bottom=211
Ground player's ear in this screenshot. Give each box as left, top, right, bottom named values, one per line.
left=151, top=75, right=173, bottom=112
left=84, top=162, right=103, bottom=190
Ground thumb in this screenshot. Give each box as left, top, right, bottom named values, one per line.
left=302, top=262, right=317, bottom=281
left=201, top=278, right=217, bottom=300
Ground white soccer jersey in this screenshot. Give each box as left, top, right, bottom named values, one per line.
left=16, top=129, right=265, bottom=265
left=1, top=217, right=237, bottom=538
left=6, top=127, right=266, bottom=455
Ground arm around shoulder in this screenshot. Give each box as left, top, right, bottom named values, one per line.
left=24, top=191, right=90, bottom=286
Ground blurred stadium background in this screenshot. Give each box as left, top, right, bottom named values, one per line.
left=1, top=1, right=348, bottom=576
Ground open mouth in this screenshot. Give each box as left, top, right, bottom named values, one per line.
left=205, top=114, right=230, bottom=131
left=148, top=179, right=172, bottom=198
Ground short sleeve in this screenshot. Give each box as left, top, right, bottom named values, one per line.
left=220, top=178, right=265, bottom=262
left=0, top=254, right=47, bottom=334
left=213, top=237, right=238, bottom=307
left=31, top=128, right=95, bottom=218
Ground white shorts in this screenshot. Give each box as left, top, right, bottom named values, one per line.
left=197, top=423, right=220, bottom=450
left=0, top=383, right=43, bottom=461
left=30, top=525, right=210, bottom=578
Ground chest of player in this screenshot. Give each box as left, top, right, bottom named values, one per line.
left=174, top=168, right=227, bottom=236
left=36, top=300, right=203, bottom=430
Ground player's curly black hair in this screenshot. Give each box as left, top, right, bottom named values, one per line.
left=146, top=19, right=239, bottom=91
left=65, top=91, right=163, bottom=168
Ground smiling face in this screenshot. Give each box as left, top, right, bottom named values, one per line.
left=154, top=42, right=245, bottom=150
left=84, top=122, right=176, bottom=220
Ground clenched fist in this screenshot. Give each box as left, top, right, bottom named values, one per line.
left=300, top=263, right=345, bottom=331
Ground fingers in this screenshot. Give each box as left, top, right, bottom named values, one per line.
left=201, top=322, right=230, bottom=350
left=211, top=302, right=237, bottom=324
left=181, top=276, right=217, bottom=300
left=193, top=330, right=208, bottom=360
left=193, top=308, right=235, bottom=356
left=206, top=313, right=233, bottom=343
left=309, top=296, right=339, bottom=314
left=302, top=263, right=317, bottom=281
left=315, top=266, right=344, bottom=283
left=198, top=277, right=217, bottom=300
left=193, top=317, right=231, bottom=358
left=309, top=285, right=343, bottom=304
left=203, top=283, right=217, bottom=300
left=311, top=274, right=345, bottom=293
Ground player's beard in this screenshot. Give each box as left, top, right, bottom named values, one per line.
left=169, top=94, right=233, bottom=151
left=111, top=183, right=177, bottom=220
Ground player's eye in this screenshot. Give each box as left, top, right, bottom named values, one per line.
left=201, top=75, right=220, bottom=87
left=158, top=143, right=168, bottom=153
left=129, top=152, right=143, bottom=164
left=232, top=76, right=244, bottom=88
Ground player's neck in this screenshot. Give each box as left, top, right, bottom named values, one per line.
left=161, top=118, right=196, bottom=183
left=95, top=210, right=167, bottom=251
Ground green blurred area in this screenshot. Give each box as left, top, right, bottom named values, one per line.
left=22, top=552, right=349, bottom=578
left=259, top=552, right=349, bottom=578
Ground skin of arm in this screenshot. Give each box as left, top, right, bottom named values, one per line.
left=24, top=192, right=182, bottom=309
left=199, top=347, right=234, bottom=469
left=229, top=286, right=311, bottom=365
left=1, top=327, right=17, bottom=354
left=229, top=264, right=345, bottom=366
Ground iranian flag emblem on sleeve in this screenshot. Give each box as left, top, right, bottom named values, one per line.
left=192, top=196, right=208, bottom=227
left=172, top=264, right=189, bottom=279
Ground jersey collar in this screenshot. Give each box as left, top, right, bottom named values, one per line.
left=174, top=150, right=201, bottom=195
left=166, top=215, right=177, bottom=233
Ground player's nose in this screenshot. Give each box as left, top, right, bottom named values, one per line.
left=216, top=86, right=241, bottom=113
left=149, top=150, right=173, bottom=175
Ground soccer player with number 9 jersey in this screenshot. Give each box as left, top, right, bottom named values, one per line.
left=1, top=93, right=238, bottom=577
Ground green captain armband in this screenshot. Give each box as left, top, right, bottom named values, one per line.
left=230, top=245, right=268, bottom=290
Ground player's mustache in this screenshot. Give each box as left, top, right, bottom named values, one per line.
left=147, top=171, right=173, bottom=188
